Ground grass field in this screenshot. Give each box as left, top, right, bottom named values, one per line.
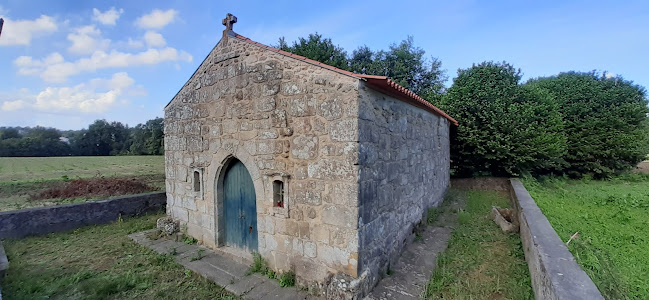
left=425, top=190, right=533, bottom=299
left=524, top=175, right=649, bottom=300
left=0, top=213, right=237, bottom=300
left=0, top=156, right=165, bottom=211
left=0, top=156, right=164, bottom=183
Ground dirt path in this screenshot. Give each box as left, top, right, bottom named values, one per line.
left=365, top=191, right=466, bottom=300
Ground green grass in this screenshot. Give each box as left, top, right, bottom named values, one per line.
left=523, top=174, right=649, bottom=300
left=425, top=190, right=533, bottom=300
left=0, top=156, right=164, bottom=183
left=0, top=213, right=238, bottom=300
left=0, top=156, right=165, bottom=212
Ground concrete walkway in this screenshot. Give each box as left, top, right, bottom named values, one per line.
left=129, top=231, right=316, bottom=299
left=365, top=192, right=464, bottom=300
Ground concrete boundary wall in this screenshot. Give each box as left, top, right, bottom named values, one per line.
left=509, top=179, right=603, bottom=300
left=0, top=192, right=166, bottom=240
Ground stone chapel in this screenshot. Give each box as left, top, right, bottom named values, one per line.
left=163, top=13, right=457, bottom=298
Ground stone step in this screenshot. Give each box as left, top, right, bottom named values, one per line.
left=129, top=230, right=316, bottom=299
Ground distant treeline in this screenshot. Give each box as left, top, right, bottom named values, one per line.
left=0, top=118, right=164, bottom=157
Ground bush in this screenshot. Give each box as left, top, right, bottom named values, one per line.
left=527, top=72, right=649, bottom=178
left=440, top=61, right=566, bottom=177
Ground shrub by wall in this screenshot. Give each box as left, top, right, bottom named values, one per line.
left=528, top=72, right=649, bottom=178
left=440, top=61, right=566, bottom=177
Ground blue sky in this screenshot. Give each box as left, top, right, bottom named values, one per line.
left=1, top=0, right=647, bottom=130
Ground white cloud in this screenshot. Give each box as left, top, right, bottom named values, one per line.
left=0, top=15, right=58, bottom=46
left=136, top=9, right=178, bottom=29
left=88, top=72, right=134, bottom=90
left=67, top=25, right=111, bottom=55
left=1, top=72, right=137, bottom=114
left=15, top=48, right=193, bottom=83
left=144, top=31, right=166, bottom=48
left=126, top=38, right=144, bottom=48
left=1, top=100, right=26, bottom=111
left=92, top=7, right=124, bottom=26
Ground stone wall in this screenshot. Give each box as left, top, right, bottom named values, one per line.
left=510, top=179, right=604, bottom=300
left=163, top=36, right=363, bottom=286
left=356, top=84, right=450, bottom=290
left=0, top=192, right=166, bottom=239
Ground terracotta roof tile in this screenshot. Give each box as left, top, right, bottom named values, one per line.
left=233, top=33, right=458, bottom=126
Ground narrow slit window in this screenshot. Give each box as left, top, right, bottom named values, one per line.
left=193, top=171, right=201, bottom=192
left=273, top=180, right=284, bottom=208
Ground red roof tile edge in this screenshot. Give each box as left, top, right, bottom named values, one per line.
left=233, top=33, right=458, bottom=126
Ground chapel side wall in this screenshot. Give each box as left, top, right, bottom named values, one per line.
left=163, top=36, right=362, bottom=283
left=356, top=84, right=450, bottom=283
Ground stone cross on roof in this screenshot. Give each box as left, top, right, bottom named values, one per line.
left=222, top=13, right=237, bottom=32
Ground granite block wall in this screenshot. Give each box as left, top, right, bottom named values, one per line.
left=356, top=84, right=450, bottom=289
left=163, top=36, right=363, bottom=286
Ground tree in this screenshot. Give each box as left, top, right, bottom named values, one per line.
left=72, top=120, right=130, bottom=156
left=0, top=128, right=20, bottom=140
left=0, top=126, right=70, bottom=157
left=279, top=34, right=448, bottom=103
left=277, top=33, right=350, bottom=70
left=440, top=61, right=566, bottom=177
left=528, top=72, right=649, bottom=177
left=130, top=117, right=164, bottom=155
left=355, top=37, right=447, bottom=101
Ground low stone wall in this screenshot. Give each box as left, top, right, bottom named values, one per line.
left=509, top=179, right=603, bottom=300
left=0, top=241, right=6, bottom=299
left=0, top=192, right=166, bottom=239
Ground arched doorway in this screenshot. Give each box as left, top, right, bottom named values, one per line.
left=222, top=158, right=258, bottom=251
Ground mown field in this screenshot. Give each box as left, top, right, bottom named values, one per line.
left=0, top=156, right=165, bottom=211
left=0, top=156, right=164, bottom=183
left=524, top=175, right=649, bottom=300
left=0, top=213, right=237, bottom=300
left=425, top=189, right=533, bottom=299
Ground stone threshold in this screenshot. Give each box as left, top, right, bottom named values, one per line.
left=129, top=230, right=317, bottom=299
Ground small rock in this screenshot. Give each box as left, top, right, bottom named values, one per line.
left=157, top=217, right=180, bottom=235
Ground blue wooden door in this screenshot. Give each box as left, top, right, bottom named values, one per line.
left=223, top=160, right=258, bottom=251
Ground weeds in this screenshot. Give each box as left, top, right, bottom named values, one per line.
left=190, top=249, right=205, bottom=262
left=414, top=232, right=423, bottom=243
left=279, top=271, right=296, bottom=287
left=426, top=208, right=438, bottom=225
left=247, top=252, right=269, bottom=275
left=247, top=252, right=295, bottom=288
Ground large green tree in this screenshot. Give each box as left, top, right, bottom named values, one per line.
left=440, top=61, right=566, bottom=177
left=351, top=37, right=447, bottom=101
left=277, top=33, right=349, bottom=70
left=278, top=34, right=447, bottom=102
left=72, top=120, right=131, bottom=156
left=527, top=72, right=649, bottom=177
left=129, top=117, right=164, bottom=155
